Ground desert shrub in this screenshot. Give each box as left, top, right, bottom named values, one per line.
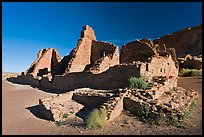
left=179, top=69, right=202, bottom=77
left=55, top=120, right=67, bottom=126
left=182, top=100, right=196, bottom=121
left=129, top=76, right=151, bottom=90
left=62, top=113, right=69, bottom=118
left=138, top=103, right=152, bottom=122
left=85, top=109, right=107, bottom=130
left=155, top=100, right=196, bottom=128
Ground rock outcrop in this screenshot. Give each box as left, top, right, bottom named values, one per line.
left=179, top=54, right=202, bottom=70
left=153, top=24, right=202, bottom=58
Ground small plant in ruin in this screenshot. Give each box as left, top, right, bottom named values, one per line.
left=85, top=108, right=107, bottom=130
left=55, top=120, right=68, bottom=126
left=129, top=76, right=151, bottom=90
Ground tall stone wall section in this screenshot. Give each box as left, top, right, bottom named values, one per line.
left=51, top=55, right=71, bottom=75
left=89, top=41, right=119, bottom=74
left=65, top=38, right=93, bottom=73
left=65, top=25, right=96, bottom=73
left=120, top=39, right=157, bottom=63
left=24, top=48, right=61, bottom=78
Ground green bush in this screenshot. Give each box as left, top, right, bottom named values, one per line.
left=179, top=69, right=202, bottom=77
left=85, top=109, right=107, bottom=130
left=62, top=113, right=69, bottom=118
left=139, top=103, right=151, bottom=121
left=129, top=76, right=151, bottom=90
left=55, top=121, right=67, bottom=126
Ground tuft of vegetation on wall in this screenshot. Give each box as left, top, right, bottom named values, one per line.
left=129, top=76, right=151, bottom=90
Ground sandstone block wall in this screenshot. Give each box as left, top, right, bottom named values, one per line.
left=123, top=96, right=143, bottom=115
left=91, top=41, right=119, bottom=64
left=25, top=48, right=61, bottom=78
left=65, top=37, right=93, bottom=73
left=72, top=92, right=111, bottom=108
left=81, top=25, right=96, bottom=41
left=89, top=41, right=119, bottom=74
left=9, top=64, right=140, bottom=93
left=120, top=39, right=157, bottom=63
left=63, top=25, right=98, bottom=73
left=140, top=55, right=178, bottom=80
left=51, top=55, right=71, bottom=75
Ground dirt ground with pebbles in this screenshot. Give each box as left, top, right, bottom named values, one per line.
left=2, top=77, right=202, bottom=135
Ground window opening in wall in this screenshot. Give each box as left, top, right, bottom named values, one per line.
left=102, top=50, right=106, bottom=57
left=160, top=68, right=162, bottom=72
left=146, top=64, right=149, bottom=71
left=164, top=69, right=165, bottom=73
left=167, top=63, right=169, bottom=65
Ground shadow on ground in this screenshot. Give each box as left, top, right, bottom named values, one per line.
left=26, top=105, right=51, bottom=121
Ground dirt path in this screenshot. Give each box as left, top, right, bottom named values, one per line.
left=2, top=77, right=202, bottom=135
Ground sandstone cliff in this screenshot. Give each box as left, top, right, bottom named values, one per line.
left=153, top=24, right=202, bottom=58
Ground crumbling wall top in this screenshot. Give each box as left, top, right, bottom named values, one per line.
left=81, top=25, right=96, bottom=40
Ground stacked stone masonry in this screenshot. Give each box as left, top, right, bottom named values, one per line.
left=6, top=25, right=200, bottom=125
left=38, top=85, right=198, bottom=122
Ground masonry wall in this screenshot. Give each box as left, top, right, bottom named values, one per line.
left=25, top=48, right=61, bottom=77
left=51, top=55, right=70, bottom=75
left=72, top=93, right=110, bottom=108
left=91, top=41, right=119, bottom=64
left=65, top=38, right=92, bottom=73
left=8, top=64, right=140, bottom=93
left=140, top=55, right=178, bottom=80
left=89, top=41, right=120, bottom=74
left=120, top=40, right=156, bottom=63
left=123, top=97, right=143, bottom=115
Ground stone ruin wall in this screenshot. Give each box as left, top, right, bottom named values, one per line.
left=89, top=41, right=119, bottom=73
left=72, top=92, right=111, bottom=108
left=120, top=39, right=157, bottom=64
left=51, top=55, right=71, bottom=75
left=9, top=64, right=140, bottom=93
left=64, top=25, right=96, bottom=73
left=120, top=39, right=178, bottom=85
left=24, top=48, right=61, bottom=78
left=140, top=55, right=179, bottom=81
left=65, top=37, right=93, bottom=73
left=11, top=25, right=179, bottom=94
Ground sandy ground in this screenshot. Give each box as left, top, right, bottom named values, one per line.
left=2, top=77, right=202, bottom=135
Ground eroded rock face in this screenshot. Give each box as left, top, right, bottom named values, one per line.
left=153, top=24, right=202, bottom=58
left=181, top=54, right=202, bottom=69
left=24, top=48, right=61, bottom=78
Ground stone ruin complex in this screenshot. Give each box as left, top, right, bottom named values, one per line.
left=8, top=25, right=198, bottom=126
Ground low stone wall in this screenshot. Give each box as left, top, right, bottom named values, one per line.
left=7, top=74, right=40, bottom=88
left=39, top=91, right=82, bottom=121
left=100, top=90, right=128, bottom=122
left=123, top=96, right=143, bottom=115
left=72, top=92, right=112, bottom=108
left=8, top=64, right=140, bottom=93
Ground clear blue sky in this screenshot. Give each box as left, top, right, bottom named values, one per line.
left=2, top=2, right=202, bottom=73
